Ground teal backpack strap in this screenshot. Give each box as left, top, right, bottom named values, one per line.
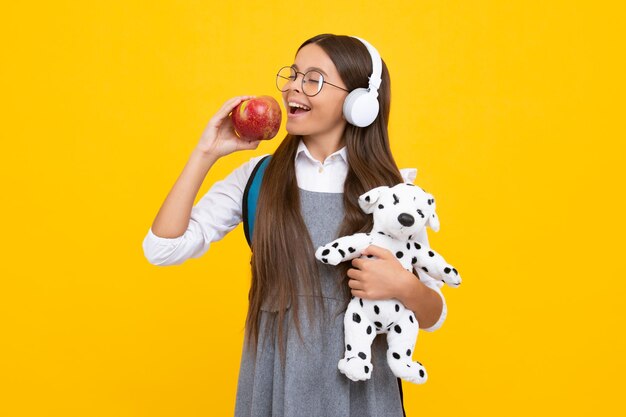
left=242, top=155, right=272, bottom=248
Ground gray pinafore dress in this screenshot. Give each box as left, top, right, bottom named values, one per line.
left=234, top=188, right=406, bottom=417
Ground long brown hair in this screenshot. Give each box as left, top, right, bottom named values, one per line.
left=246, top=34, right=404, bottom=360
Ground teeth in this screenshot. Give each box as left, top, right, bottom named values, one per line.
left=288, top=102, right=311, bottom=111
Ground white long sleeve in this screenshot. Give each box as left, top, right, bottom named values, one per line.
left=142, top=154, right=270, bottom=266
left=142, top=142, right=446, bottom=332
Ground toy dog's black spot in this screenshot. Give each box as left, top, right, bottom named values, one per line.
left=417, top=209, right=424, bottom=218
left=358, top=352, right=367, bottom=360
left=444, top=267, right=451, bottom=274
left=395, top=304, right=400, bottom=312
left=353, top=313, right=361, bottom=323
left=338, top=249, right=345, bottom=257
left=396, top=251, right=403, bottom=258
left=374, top=305, right=380, bottom=314
left=359, top=298, right=364, bottom=307
left=366, top=325, right=372, bottom=335
left=407, top=349, right=412, bottom=356
left=332, top=242, right=339, bottom=248
left=347, top=344, right=352, bottom=351
left=453, top=268, right=458, bottom=275
left=378, top=204, right=384, bottom=209
left=393, top=194, right=399, bottom=205
left=378, top=231, right=385, bottom=235
left=428, top=250, right=435, bottom=257
left=364, top=366, right=370, bottom=373
left=409, top=315, right=414, bottom=323
left=348, top=247, right=356, bottom=253
left=322, top=258, right=328, bottom=263
left=406, top=243, right=411, bottom=250
left=393, top=352, right=401, bottom=360
left=374, top=321, right=383, bottom=328
left=414, top=242, right=421, bottom=250
left=421, top=267, right=428, bottom=272
left=365, top=196, right=371, bottom=202
left=322, top=249, right=330, bottom=255
left=419, top=370, right=425, bottom=378
left=412, top=257, right=417, bottom=264
left=394, top=325, right=402, bottom=334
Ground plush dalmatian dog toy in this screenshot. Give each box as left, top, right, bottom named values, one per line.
left=314, top=182, right=461, bottom=384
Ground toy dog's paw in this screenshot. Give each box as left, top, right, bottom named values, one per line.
left=388, top=357, right=428, bottom=385
left=442, top=265, right=461, bottom=287
left=338, top=357, right=373, bottom=382
left=315, top=245, right=343, bottom=266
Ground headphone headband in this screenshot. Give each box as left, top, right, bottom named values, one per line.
left=351, top=36, right=382, bottom=93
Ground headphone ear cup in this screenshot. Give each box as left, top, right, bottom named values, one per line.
left=343, top=88, right=380, bottom=127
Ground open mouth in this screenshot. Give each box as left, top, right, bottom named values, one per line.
left=288, top=102, right=311, bottom=115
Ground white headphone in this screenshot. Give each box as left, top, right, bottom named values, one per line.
left=343, top=36, right=383, bottom=128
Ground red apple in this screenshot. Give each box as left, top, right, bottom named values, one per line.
left=231, top=96, right=282, bottom=141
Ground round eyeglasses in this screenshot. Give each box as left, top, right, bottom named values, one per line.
left=276, top=66, right=349, bottom=97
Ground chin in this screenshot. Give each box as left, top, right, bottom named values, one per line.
left=285, top=122, right=309, bottom=136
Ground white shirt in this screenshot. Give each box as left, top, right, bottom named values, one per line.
left=142, top=139, right=447, bottom=331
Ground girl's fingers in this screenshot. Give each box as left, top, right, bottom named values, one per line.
left=347, top=268, right=362, bottom=280
left=362, top=245, right=392, bottom=260
left=350, top=289, right=367, bottom=299
left=215, top=95, right=255, bottom=120
left=348, top=278, right=363, bottom=291
left=206, top=96, right=254, bottom=133
left=240, top=141, right=261, bottom=151
left=351, top=258, right=364, bottom=269
left=220, top=115, right=234, bottom=130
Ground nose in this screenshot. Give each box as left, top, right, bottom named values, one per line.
left=285, top=73, right=303, bottom=93
left=398, top=213, right=414, bottom=227
left=285, top=82, right=301, bottom=94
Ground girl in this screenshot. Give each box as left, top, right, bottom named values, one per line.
left=143, top=34, right=447, bottom=417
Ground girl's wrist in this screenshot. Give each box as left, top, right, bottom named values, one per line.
left=191, top=147, right=219, bottom=165
left=396, top=269, right=426, bottom=306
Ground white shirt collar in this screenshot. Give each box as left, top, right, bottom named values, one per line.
left=295, top=138, right=348, bottom=165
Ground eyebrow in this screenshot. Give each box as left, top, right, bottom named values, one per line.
left=292, top=64, right=328, bottom=76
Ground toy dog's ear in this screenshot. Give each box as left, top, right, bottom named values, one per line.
left=425, top=193, right=440, bottom=232
left=427, top=212, right=440, bottom=232
left=358, top=186, right=389, bottom=214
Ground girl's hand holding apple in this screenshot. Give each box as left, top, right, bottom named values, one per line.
left=195, top=95, right=263, bottom=158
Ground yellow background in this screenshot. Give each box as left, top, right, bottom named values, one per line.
left=2, top=0, right=624, bottom=416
